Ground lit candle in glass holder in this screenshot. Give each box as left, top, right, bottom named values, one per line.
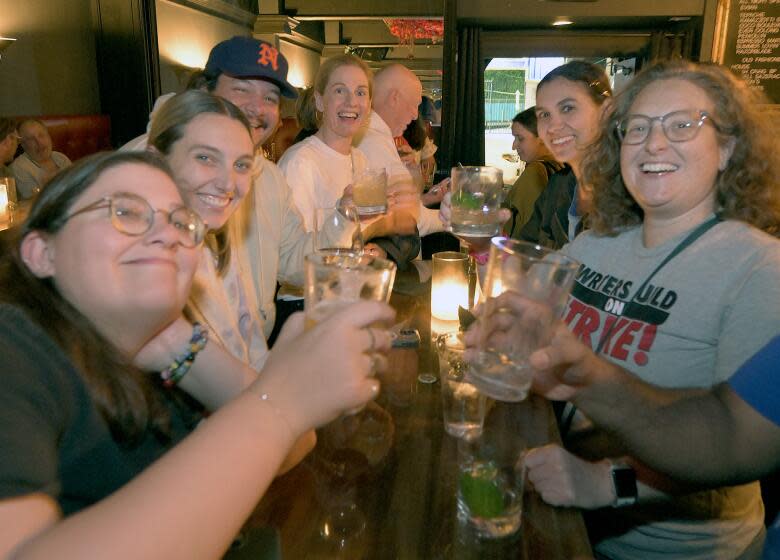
left=431, top=251, right=469, bottom=321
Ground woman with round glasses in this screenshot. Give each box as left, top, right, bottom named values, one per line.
left=519, top=61, right=780, bottom=559
left=0, top=150, right=392, bottom=557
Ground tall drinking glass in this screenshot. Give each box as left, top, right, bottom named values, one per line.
left=305, top=252, right=397, bottom=538
left=468, top=238, right=579, bottom=402
left=456, top=405, right=526, bottom=539
left=313, top=205, right=364, bottom=253
left=437, top=332, right=487, bottom=441
left=449, top=166, right=504, bottom=240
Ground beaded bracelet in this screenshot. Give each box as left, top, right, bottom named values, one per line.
left=160, top=323, right=209, bottom=388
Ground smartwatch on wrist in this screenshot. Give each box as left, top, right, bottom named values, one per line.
left=609, top=461, right=638, bottom=507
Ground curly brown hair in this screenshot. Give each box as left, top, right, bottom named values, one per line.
left=583, top=60, right=780, bottom=236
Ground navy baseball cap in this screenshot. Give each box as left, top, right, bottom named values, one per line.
left=205, top=36, right=298, bottom=99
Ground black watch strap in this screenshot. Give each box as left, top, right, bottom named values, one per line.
left=610, top=462, right=638, bottom=507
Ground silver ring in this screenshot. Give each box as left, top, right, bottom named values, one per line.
left=366, top=328, right=376, bottom=353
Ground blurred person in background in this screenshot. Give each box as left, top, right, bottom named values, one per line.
left=12, top=119, right=71, bottom=199
left=0, top=118, right=19, bottom=178
left=505, top=107, right=562, bottom=238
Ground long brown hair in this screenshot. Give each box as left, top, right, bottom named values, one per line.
left=537, top=60, right=612, bottom=106
left=583, top=60, right=780, bottom=235
left=148, top=90, right=253, bottom=275
left=0, top=151, right=176, bottom=443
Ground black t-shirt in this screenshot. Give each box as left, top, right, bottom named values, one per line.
left=0, top=304, right=201, bottom=515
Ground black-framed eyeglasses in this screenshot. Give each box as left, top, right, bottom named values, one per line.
left=616, top=110, right=717, bottom=145
left=62, top=192, right=206, bottom=248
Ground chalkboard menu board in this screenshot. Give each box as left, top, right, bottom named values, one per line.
left=722, top=0, right=780, bottom=104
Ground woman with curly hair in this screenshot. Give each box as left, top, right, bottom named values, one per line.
left=519, top=61, right=780, bottom=559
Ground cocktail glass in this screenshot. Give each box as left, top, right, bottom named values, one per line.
left=449, top=166, right=504, bottom=241
left=352, top=168, right=388, bottom=216
left=313, top=205, right=364, bottom=253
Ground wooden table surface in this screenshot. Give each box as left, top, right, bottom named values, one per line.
left=232, top=270, right=593, bottom=560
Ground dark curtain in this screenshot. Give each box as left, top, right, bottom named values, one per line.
left=438, top=0, right=457, bottom=172
left=452, top=26, right=486, bottom=167
left=92, top=0, right=161, bottom=146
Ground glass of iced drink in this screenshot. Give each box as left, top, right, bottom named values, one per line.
left=304, top=251, right=396, bottom=331
left=456, top=409, right=526, bottom=539
left=467, top=238, right=579, bottom=402
left=352, top=168, right=388, bottom=216
left=449, top=166, right=505, bottom=240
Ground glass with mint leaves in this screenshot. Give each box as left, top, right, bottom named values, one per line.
left=449, top=166, right=505, bottom=242
left=455, top=424, right=526, bottom=539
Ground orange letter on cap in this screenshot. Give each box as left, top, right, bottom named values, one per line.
left=257, top=44, right=279, bottom=71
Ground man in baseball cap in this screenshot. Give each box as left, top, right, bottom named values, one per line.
left=195, top=36, right=297, bottom=147
left=191, top=36, right=313, bottom=340
left=205, top=36, right=297, bottom=98
left=122, top=36, right=313, bottom=341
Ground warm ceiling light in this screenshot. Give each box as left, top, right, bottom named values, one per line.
left=553, top=19, right=573, bottom=26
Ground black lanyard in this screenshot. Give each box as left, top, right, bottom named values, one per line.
left=561, top=214, right=723, bottom=435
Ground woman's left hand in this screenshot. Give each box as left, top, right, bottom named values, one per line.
left=524, top=444, right=614, bottom=509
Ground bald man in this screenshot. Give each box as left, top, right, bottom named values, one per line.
left=355, top=64, right=445, bottom=238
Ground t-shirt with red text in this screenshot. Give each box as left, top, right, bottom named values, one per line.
left=561, top=220, right=780, bottom=388
left=558, top=219, right=780, bottom=560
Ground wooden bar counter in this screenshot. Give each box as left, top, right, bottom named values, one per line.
left=233, top=269, right=592, bottom=560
